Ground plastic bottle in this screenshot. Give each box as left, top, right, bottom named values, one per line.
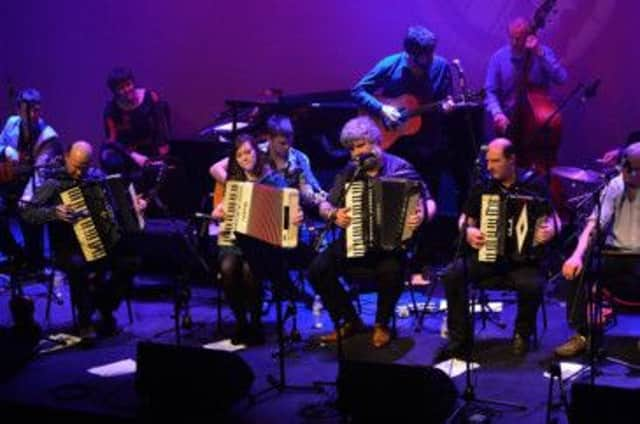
left=440, top=312, right=449, bottom=339
left=312, top=295, right=323, bottom=329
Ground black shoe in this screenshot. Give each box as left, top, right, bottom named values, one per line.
left=512, top=333, right=529, bottom=356
left=246, top=324, right=265, bottom=346
left=230, top=324, right=250, bottom=345
left=434, top=341, right=468, bottom=363
left=97, top=314, right=119, bottom=337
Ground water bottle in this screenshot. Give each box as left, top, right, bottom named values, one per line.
left=312, top=295, right=323, bottom=329
left=440, top=313, right=449, bottom=339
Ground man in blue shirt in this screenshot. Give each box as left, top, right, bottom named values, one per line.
left=352, top=25, right=452, bottom=185
left=485, top=17, right=567, bottom=169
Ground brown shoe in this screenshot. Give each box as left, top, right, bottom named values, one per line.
left=320, top=320, right=363, bottom=344
left=555, top=334, right=587, bottom=357
left=372, top=324, right=391, bottom=348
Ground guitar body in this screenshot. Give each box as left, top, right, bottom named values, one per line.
left=213, top=181, right=224, bottom=209
left=369, top=94, right=423, bottom=150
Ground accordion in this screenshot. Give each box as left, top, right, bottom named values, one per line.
left=345, top=177, right=421, bottom=258
left=478, top=193, right=548, bottom=263
left=59, top=175, right=144, bottom=262
left=218, top=181, right=299, bottom=248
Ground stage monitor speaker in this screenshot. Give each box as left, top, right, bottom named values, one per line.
left=570, top=381, right=640, bottom=423
left=338, top=359, right=458, bottom=423
left=136, top=341, right=254, bottom=417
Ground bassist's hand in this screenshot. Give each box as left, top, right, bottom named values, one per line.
left=525, top=35, right=542, bottom=56
left=4, top=146, right=19, bottom=162
left=381, top=105, right=401, bottom=124
left=493, top=113, right=510, bottom=135
left=441, top=96, right=456, bottom=114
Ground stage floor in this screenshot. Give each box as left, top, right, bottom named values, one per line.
left=1, top=272, right=639, bottom=423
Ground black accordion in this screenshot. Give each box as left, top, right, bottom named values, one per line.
left=345, top=177, right=421, bottom=258
left=59, top=175, right=143, bottom=262
left=478, top=193, right=548, bottom=262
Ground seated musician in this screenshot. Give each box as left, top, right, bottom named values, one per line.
left=308, top=116, right=435, bottom=349
left=212, top=133, right=302, bottom=345
left=101, top=67, right=170, bottom=170
left=210, top=114, right=326, bottom=206
left=211, top=114, right=326, bottom=303
left=100, top=67, right=175, bottom=214
left=437, top=138, right=558, bottom=360
left=556, top=142, right=640, bottom=357
left=21, top=141, right=145, bottom=338
left=0, top=88, right=63, bottom=271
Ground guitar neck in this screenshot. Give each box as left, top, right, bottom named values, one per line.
left=406, top=100, right=442, bottom=118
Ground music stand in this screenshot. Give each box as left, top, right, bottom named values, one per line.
left=235, top=234, right=318, bottom=398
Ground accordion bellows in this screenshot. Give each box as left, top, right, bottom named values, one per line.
left=218, top=181, right=299, bottom=248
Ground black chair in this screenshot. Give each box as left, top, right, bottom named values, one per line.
left=472, top=274, right=548, bottom=348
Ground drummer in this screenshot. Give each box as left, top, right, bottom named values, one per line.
left=555, top=142, right=640, bottom=357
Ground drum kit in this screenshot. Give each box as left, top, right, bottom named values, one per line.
left=550, top=165, right=613, bottom=217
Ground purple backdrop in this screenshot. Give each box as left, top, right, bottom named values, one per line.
left=0, top=0, right=636, bottom=165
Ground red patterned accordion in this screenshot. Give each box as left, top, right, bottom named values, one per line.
left=218, top=181, right=299, bottom=248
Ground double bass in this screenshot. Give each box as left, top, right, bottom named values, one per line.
left=504, top=0, right=561, bottom=174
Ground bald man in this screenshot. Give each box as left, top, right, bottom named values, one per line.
left=485, top=17, right=567, bottom=170
left=22, top=141, right=138, bottom=338
left=436, top=138, right=558, bottom=360
left=556, top=142, right=640, bottom=357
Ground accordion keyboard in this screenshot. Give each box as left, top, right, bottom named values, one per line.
left=60, top=186, right=107, bottom=262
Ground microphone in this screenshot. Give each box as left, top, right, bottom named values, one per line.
left=194, top=212, right=216, bottom=221
left=581, top=78, right=601, bottom=103
left=451, top=59, right=466, bottom=93
left=354, top=152, right=379, bottom=172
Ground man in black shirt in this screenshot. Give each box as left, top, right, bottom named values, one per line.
left=22, top=141, right=141, bottom=337
left=308, top=116, right=436, bottom=348
left=438, top=138, right=558, bottom=359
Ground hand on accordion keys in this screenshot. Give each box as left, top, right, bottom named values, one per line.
left=55, top=204, right=89, bottom=223
left=332, top=207, right=352, bottom=229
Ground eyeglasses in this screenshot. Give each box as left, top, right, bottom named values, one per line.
left=622, top=161, right=640, bottom=176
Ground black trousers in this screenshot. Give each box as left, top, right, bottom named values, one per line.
left=308, top=240, right=406, bottom=327
left=442, top=255, right=544, bottom=346
left=55, top=246, right=137, bottom=327
left=567, top=253, right=640, bottom=336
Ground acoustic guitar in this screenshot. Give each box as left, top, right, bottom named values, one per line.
left=370, top=90, right=485, bottom=150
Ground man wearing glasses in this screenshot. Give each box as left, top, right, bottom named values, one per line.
left=555, top=142, right=640, bottom=357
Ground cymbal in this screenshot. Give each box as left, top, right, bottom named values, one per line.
left=551, top=166, right=603, bottom=184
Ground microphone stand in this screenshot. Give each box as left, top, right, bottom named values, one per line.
left=580, top=175, right=608, bottom=384
left=312, top=160, right=367, bottom=253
